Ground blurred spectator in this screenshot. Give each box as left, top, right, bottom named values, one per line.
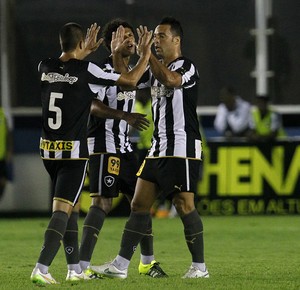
left=214, top=86, right=251, bottom=138
left=0, top=107, right=13, bottom=200
left=247, top=95, right=286, bottom=142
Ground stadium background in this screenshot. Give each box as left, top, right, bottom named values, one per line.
left=0, top=0, right=299, bottom=215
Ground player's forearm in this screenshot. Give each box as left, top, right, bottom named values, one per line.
left=117, top=55, right=149, bottom=87
left=149, top=54, right=181, bottom=88
left=112, top=52, right=128, bottom=73
left=90, top=99, right=125, bottom=120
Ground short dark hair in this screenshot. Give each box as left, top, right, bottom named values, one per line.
left=59, top=22, right=84, bottom=52
left=160, top=16, right=183, bottom=40
left=102, top=18, right=134, bottom=52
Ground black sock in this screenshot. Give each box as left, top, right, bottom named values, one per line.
left=63, top=211, right=79, bottom=265
left=38, top=211, right=68, bottom=266
left=119, top=212, right=151, bottom=261
left=181, top=209, right=204, bottom=263
left=79, top=206, right=106, bottom=262
left=140, top=218, right=153, bottom=256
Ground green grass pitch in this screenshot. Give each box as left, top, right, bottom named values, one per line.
left=0, top=216, right=299, bottom=289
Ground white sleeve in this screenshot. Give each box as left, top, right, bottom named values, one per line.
left=271, top=112, right=282, bottom=132
left=214, top=104, right=228, bottom=133
left=227, top=101, right=251, bottom=133
left=248, top=109, right=255, bottom=130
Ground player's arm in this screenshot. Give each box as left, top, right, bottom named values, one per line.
left=149, top=53, right=181, bottom=88
left=90, top=99, right=150, bottom=131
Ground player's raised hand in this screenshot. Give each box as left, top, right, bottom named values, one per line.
left=84, top=23, right=103, bottom=53
left=111, top=25, right=126, bottom=54
left=122, top=112, right=150, bottom=131
left=136, top=25, right=153, bottom=58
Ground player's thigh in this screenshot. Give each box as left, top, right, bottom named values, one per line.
left=158, top=158, right=200, bottom=196
left=89, top=153, right=120, bottom=198
left=131, top=177, right=158, bottom=212
left=119, top=152, right=138, bottom=198
left=50, top=159, right=88, bottom=205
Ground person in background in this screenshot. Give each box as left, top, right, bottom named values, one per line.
left=0, top=107, right=13, bottom=201
left=214, top=86, right=251, bottom=138
left=247, top=95, right=286, bottom=142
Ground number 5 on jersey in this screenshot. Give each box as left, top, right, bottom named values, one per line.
left=48, top=92, right=63, bottom=129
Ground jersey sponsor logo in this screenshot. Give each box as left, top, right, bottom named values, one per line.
left=117, top=91, right=135, bottom=101
left=104, top=175, right=115, bottom=187
left=40, top=139, right=74, bottom=151
left=107, top=156, right=120, bottom=175
left=151, top=86, right=173, bottom=98
left=41, top=72, right=78, bottom=84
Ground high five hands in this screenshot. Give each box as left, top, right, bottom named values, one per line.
left=136, top=25, right=153, bottom=58
left=84, top=23, right=103, bottom=53
left=110, top=24, right=153, bottom=59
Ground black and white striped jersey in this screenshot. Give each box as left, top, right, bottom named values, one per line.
left=138, top=56, right=202, bottom=159
left=87, top=57, right=136, bottom=154
left=39, top=58, right=120, bottom=160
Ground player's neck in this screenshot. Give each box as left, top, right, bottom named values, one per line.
left=162, top=50, right=182, bottom=66
left=59, top=51, right=78, bottom=62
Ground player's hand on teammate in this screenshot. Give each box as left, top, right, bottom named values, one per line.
left=122, top=112, right=150, bottom=131
left=84, top=23, right=103, bottom=53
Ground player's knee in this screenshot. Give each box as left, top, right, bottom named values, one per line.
left=92, top=197, right=112, bottom=214
left=173, top=195, right=195, bottom=216
left=130, top=199, right=149, bottom=213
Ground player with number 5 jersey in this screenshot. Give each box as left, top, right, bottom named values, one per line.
left=30, top=22, right=153, bottom=286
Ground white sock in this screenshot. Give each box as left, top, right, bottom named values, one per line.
left=36, top=263, right=49, bottom=274
left=140, top=254, right=155, bottom=265
left=80, top=260, right=90, bottom=271
left=192, top=262, right=206, bottom=272
left=113, top=255, right=130, bottom=270
left=67, top=263, right=82, bottom=273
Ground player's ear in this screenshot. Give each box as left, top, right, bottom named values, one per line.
left=173, top=36, right=180, bottom=45
left=79, top=40, right=83, bottom=49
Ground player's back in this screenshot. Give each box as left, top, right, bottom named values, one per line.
left=39, top=58, right=97, bottom=159
left=39, top=58, right=95, bottom=141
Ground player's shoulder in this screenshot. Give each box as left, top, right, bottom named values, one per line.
left=38, top=58, right=61, bottom=73
left=38, top=58, right=90, bottom=73
left=177, top=56, right=197, bottom=67
left=97, top=56, right=114, bottom=72
left=171, top=56, right=199, bottom=78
